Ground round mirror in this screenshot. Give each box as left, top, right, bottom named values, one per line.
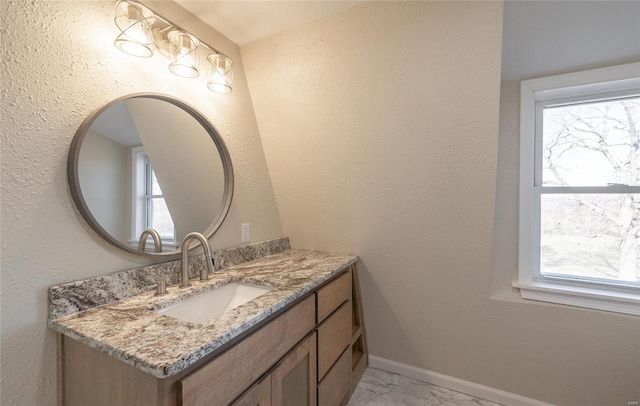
left=68, top=93, right=234, bottom=257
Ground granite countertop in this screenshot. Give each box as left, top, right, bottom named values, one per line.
left=49, top=249, right=357, bottom=379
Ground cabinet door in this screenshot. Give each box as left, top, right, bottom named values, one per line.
left=232, top=375, right=272, bottom=406
left=271, top=333, right=317, bottom=406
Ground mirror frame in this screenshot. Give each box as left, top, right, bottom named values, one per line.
left=68, top=93, right=234, bottom=257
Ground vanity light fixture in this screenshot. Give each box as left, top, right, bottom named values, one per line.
left=112, top=0, right=233, bottom=93
left=114, top=0, right=155, bottom=57
left=168, top=31, right=200, bottom=78
left=207, top=54, right=233, bottom=94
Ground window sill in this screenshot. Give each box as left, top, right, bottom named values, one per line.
left=128, top=240, right=180, bottom=249
left=512, top=280, right=640, bottom=316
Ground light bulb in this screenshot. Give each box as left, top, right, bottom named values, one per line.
left=207, top=54, right=233, bottom=93
left=113, top=0, right=155, bottom=58
left=168, top=31, right=199, bottom=78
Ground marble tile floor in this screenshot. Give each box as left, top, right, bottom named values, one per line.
left=348, top=368, right=503, bottom=406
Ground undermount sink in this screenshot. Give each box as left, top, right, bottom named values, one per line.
left=156, top=282, right=273, bottom=324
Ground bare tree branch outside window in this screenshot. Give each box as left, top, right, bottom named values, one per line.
left=541, top=98, right=640, bottom=282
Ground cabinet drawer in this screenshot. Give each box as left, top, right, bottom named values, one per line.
left=316, top=301, right=351, bottom=381
left=317, top=348, right=351, bottom=406
left=180, top=295, right=315, bottom=406
left=316, top=270, right=351, bottom=324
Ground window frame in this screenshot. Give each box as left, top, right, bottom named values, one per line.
left=130, top=147, right=178, bottom=249
left=143, top=155, right=176, bottom=243
left=515, top=62, right=640, bottom=316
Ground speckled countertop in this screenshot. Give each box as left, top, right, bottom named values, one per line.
left=49, top=249, right=357, bottom=379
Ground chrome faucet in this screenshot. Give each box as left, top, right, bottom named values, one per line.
left=180, top=232, right=215, bottom=288
left=138, top=229, right=162, bottom=253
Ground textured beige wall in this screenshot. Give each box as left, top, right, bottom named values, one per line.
left=78, top=129, right=129, bottom=241
left=242, top=2, right=639, bottom=405
left=0, top=1, right=282, bottom=404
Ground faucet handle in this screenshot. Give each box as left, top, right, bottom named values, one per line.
left=200, top=255, right=214, bottom=282
left=155, top=274, right=167, bottom=296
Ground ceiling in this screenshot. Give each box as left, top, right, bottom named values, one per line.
left=173, top=1, right=640, bottom=81
left=501, top=0, right=640, bottom=81
left=174, top=0, right=364, bottom=46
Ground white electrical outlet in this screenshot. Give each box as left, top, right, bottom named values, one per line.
left=241, top=223, right=250, bottom=242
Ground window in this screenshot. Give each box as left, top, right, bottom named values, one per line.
left=515, top=63, right=640, bottom=315
left=131, top=147, right=177, bottom=249
left=143, top=157, right=176, bottom=242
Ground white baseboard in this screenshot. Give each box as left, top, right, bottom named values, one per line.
left=368, top=355, right=553, bottom=406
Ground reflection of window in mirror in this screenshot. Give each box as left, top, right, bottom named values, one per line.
left=131, top=147, right=178, bottom=249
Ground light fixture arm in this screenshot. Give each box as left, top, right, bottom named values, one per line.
left=136, top=2, right=230, bottom=60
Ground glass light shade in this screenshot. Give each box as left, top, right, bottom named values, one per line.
left=168, top=31, right=200, bottom=78
left=114, top=0, right=155, bottom=58
left=207, top=54, right=233, bottom=94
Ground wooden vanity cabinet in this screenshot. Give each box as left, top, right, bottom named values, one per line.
left=57, top=265, right=367, bottom=406
left=232, top=268, right=354, bottom=406
left=315, top=264, right=369, bottom=405
left=314, top=269, right=352, bottom=406
left=179, top=296, right=315, bottom=405
left=232, top=333, right=316, bottom=406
